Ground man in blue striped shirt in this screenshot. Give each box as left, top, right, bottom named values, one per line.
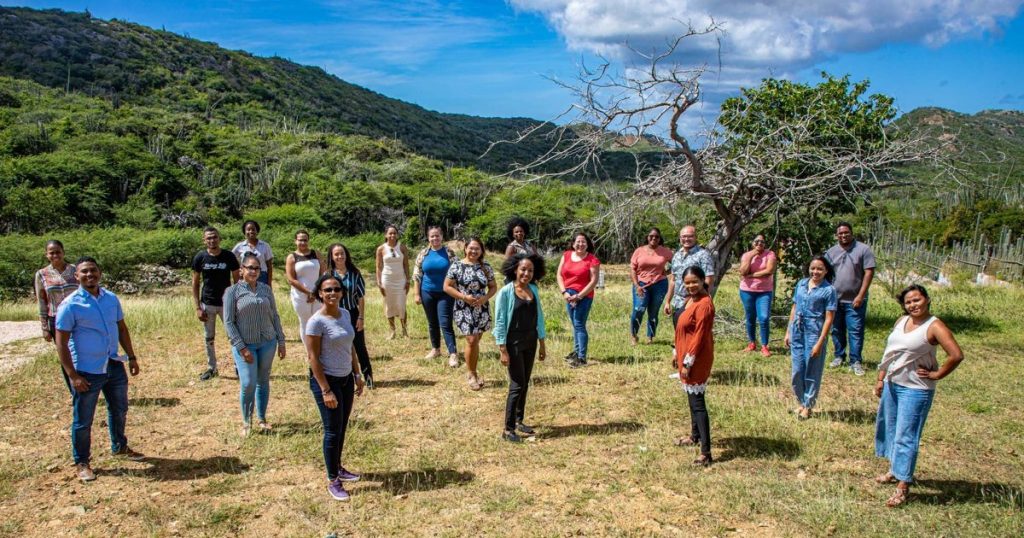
left=55, top=257, right=144, bottom=482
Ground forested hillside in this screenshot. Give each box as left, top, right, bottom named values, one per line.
left=0, top=7, right=570, bottom=172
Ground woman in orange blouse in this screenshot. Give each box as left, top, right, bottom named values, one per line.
left=674, top=265, right=716, bottom=466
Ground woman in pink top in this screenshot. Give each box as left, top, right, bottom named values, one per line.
left=556, top=232, right=600, bottom=367
left=629, top=227, right=673, bottom=344
left=738, top=234, right=778, bottom=356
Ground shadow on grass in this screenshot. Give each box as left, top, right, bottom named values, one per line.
left=820, top=408, right=876, bottom=425
left=373, top=378, right=437, bottom=389
left=271, top=374, right=309, bottom=382
left=709, top=370, right=780, bottom=386
left=486, top=375, right=569, bottom=389
left=601, top=354, right=664, bottom=365
left=543, top=421, right=644, bottom=439
left=866, top=313, right=997, bottom=336
left=129, top=397, right=180, bottom=407
left=716, top=436, right=800, bottom=462
left=271, top=418, right=371, bottom=437
left=98, top=456, right=250, bottom=481
left=913, top=480, right=1024, bottom=509
left=360, top=469, right=474, bottom=494
left=373, top=354, right=394, bottom=362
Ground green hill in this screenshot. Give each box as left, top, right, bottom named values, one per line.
left=0, top=6, right=562, bottom=172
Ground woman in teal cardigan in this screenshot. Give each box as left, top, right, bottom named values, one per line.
left=492, top=252, right=547, bottom=443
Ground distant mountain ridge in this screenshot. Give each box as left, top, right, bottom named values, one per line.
left=0, top=6, right=557, bottom=172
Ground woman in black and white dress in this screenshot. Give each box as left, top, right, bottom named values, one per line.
left=443, top=237, right=497, bottom=390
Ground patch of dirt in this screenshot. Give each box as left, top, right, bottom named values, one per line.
left=0, top=321, right=47, bottom=377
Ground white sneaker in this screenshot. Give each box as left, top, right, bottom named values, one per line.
left=447, top=353, right=459, bottom=368
left=851, top=364, right=866, bottom=376
left=424, top=349, right=441, bottom=359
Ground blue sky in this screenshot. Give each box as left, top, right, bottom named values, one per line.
left=3, top=0, right=1023, bottom=124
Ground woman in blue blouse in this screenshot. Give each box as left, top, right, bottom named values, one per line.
left=492, top=252, right=547, bottom=443
left=784, top=255, right=837, bottom=420
left=413, top=226, right=459, bottom=367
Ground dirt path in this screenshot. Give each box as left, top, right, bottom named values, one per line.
left=0, top=321, right=47, bottom=376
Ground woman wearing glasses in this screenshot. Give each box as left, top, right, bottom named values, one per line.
left=223, top=252, right=287, bottom=435
left=739, top=234, right=778, bottom=357
left=375, top=225, right=410, bottom=339
left=629, top=227, right=673, bottom=345
left=305, top=273, right=366, bottom=502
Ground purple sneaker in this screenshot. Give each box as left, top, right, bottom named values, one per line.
left=327, top=479, right=350, bottom=501
left=337, top=467, right=361, bottom=482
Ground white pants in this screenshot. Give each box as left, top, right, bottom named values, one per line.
left=291, top=292, right=321, bottom=343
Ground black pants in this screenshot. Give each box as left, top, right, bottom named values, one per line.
left=309, top=372, right=355, bottom=481
left=346, top=306, right=372, bottom=378
left=687, top=392, right=711, bottom=455
left=504, top=333, right=537, bottom=432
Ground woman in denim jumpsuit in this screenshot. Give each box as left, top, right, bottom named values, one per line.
left=784, top=256, right=837, bottom=420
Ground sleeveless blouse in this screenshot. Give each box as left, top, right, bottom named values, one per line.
left=878, top=316, right=939, bottom=391
left=290, top=251, right=321, bottom=301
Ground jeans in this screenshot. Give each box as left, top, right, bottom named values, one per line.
left=739, top=290, right=773, bottom=346
left=232, top=339, right=277, bottom=425
left=831, top=299, right=867, bottom=365
left=565, top=289, right=593, bottom=360
left=309, top=372, right=355, bottom=481
left=790, top=318, right=826, bottom=409
left=347, top=306, right=372, bottom=378
left=200, top=304, right=224, bottom=370
left=421, top=290, right=456, bottom=354
left=875, top=382, right=934, bottom=483
left=71, top=360, right=129, bottom=464
left=631, top=279, right=669, bottom=339
left=686, top=392, right=711, bottom=455
left=504, top=333, right=537, bottom=432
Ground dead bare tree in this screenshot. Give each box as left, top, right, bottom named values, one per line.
left=495, top=23, right=950, bottom=289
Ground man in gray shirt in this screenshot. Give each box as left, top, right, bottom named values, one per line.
left=825, top=222, right=875, bottom=376
left=663, top=225, right=716, bottom=329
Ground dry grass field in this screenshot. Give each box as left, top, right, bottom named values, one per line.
left=0, top=265, right=1022, bottom=537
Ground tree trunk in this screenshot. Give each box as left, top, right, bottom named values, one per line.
left=705, top=215, right=748, bottom=297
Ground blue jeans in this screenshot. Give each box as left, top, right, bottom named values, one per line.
left=565, top=289, right=593, bottom=360
left=631, top=279, right=669, bottom=339
left=831, top=299, right=867, bottom=365
left=421, top=290, right=456, bottom=354
left=232, top=339, right=277, bottom=425
left=71, top=360, right=129, bottom=464
left=875, top=382, right=934, bottom=483
left=790, top=318, right=826, bottom=408
left=309, top=372, right=355, bottom=481
left=739, top=290, right=773, bottom=346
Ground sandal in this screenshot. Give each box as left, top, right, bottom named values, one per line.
left=875, top=472, right=897, bottom=485
left=675, top=436, right=699, bottom=447
left=886, top=486, right=909, bottom=508
left=692, top=454, right=713, bottom=467
left=797, top=408, right=811, bottom=420
left=258, top=421, right=273, bottom=432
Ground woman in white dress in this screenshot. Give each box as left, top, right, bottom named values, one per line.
left=285, top=230, right=326, bottom=344
left=375, top=225, right=410, bottom=339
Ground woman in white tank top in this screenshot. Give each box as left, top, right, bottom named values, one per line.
left=286, top=230, right=326, bottom=344
left=873, top=284, right=964, bottom=508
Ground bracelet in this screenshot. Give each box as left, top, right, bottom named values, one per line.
left=322, top=387, right=332, bottom=395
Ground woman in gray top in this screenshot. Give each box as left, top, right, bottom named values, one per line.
left=305, top=273, right=366, bottom=502
left=223, top=252, right=287, bottom=436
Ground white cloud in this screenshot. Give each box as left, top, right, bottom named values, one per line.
left=509, top=0, right=1022, bottom=130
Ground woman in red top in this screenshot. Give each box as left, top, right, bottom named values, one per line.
left=674, top=265, right=716, bottom=466
left=556, top=232, right=600, bottom=367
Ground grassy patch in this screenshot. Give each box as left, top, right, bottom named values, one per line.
left=0, top=269, right=1021, bottom=536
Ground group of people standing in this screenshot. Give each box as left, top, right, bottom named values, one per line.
left=34, top=218, right=965, bottom=506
